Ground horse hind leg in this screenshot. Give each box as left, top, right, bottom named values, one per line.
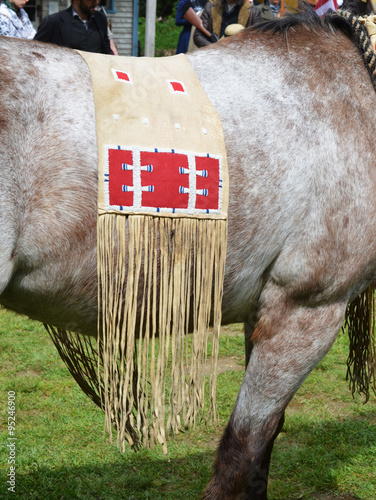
left=203, top=286, right=347, bottom=500
left=243, top=411, right=285, bottom=500
left=242, top=321, right=285, bottom=499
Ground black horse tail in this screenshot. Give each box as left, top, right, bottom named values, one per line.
left=343, top=283, right=376, bottom=402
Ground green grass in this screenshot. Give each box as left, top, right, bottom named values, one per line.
left=0, top=309, right=375, bottom=499
left=138, top=16, right=181, bottom=57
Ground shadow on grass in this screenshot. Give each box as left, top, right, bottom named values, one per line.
left=270, top=413, right=376, bottom=499
left=2, top=413, right=375, bottom=500
left=2, top=449, right=213, bottom=500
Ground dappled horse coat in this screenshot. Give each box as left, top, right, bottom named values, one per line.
left=0, top=7, right=375, bottom=499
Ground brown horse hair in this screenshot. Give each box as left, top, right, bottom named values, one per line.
left=252, top=4, right=376, bottom=88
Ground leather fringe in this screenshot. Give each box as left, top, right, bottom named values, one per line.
left=97, top=214, right=226, bottom=452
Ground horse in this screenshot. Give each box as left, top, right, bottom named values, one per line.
left=1, top=7, right=376, bottom=499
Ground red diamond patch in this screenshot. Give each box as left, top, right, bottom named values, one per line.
left=168, top=80, right=186, bottom=94
left=112, top=68, right=132, bottom=84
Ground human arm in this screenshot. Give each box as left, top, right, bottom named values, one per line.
left=176, top=0, right=192, bottom=26
left=110, top=38, right=118, bottom=55
left=99, top=6, right=118, bottom=55
left=106, top=24, right=118, bottom=55
left=193, top=3, right=213, bottom=48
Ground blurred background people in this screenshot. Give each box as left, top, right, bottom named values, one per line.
left=0, top=0, right=36, bottom=39
left=194, top=0, right=262, bottom=48
left=269, top=0, right=281, bottom=17
left=98, top=4, right=118, bottom=55
left=34, top=0, right=112, bottom=54
left=255, top=0, right=277, bottom=20
left=175, top=0, right=207, bottom=54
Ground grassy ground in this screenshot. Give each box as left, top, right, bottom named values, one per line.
left=0, top=308, right=375, bottom=499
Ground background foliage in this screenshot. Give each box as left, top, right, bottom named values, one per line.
left=138, top=15, right=181, bottom=56
left=139, top=0, right=178, bottom=19
left=138, top=1, right=181, bottom=56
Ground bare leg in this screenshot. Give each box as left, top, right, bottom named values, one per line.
left=204, top=286, right=347, bottom=499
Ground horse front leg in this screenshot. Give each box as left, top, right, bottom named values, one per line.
left=204, top=288, right=347, bottom=500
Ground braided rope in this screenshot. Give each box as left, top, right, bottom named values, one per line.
left=328, top=9, right=376, bottom=88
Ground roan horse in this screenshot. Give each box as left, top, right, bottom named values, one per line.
left=1, top=7, right=376, bottom=499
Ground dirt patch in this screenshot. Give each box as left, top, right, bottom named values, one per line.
left=311, top=494, right=361, bottom=500
left=203, top=355, right=243, bottom=375
left=17, top=369, right=41, bottom=378
left=220, top=324, right=244, bottom=336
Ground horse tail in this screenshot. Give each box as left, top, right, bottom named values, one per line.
left=343, top=283, right=376, bottom=402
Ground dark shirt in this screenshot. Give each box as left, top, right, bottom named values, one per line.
left=71, top=13, right=103, bottom=52
left=34, top=6, right=111, bottom=54
left=220, top=3, right=243, bottom=37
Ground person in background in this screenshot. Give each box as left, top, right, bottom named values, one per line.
left=0, top=0, right=36, bottom=39
left=255, top=0, right=280, bottom=19
left=97, top=4, right=118, bottom=55
left=176, top=0, right=207, bottom=54
left=108, top=27, right=118, bottom=55
left=34, top=0, right=111, bottom=54
left=193, top=0, right=262, bottom=48
left=269, top=0, right=281, bottom=17
left=342, top=0, right=371, bottom=15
